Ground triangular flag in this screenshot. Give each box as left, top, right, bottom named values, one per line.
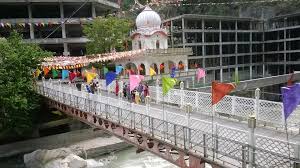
left=86, top=72, right=97, bottom=84
left=103, top=67, right=109, bottom=75
left=162, top=77, right=177, bottom=95
left=43, top=67, right=50, bottom=76
left=233, top=70, right=240, bottom=85
left=287, top=73, right=294, bottom=86
left=69, top=71, right=76, bottom=82
left=150, top=67, right=156, bottom=76
left=281, top=83, right=300, bottom=120
left=115, top=66, right=123, bottom=75
left=129, top=75, right=144, bottom=91
left=170, top=66, right=176, bottom=78
left=196, top=68, right=205, bottom=81
left=106, top=72, right=116, bottom=86
left=62, top=70, right=69, bottom=79
left=35, top=68, right=41, bottom=77
left=212, top=81, right=236, bottom=105
left=52, top=69, right=58, bottom=78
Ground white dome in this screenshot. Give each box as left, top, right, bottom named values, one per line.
left=136, top=6, right=161, bottom=30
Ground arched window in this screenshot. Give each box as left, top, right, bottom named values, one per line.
left=138, top=41, right=142, bottom=49
left=156, top=40, right=160, bottom=49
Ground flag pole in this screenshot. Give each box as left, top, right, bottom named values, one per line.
left=212, top=104, right=216, bottom=161
left=284, top=119, right=292, bottom=167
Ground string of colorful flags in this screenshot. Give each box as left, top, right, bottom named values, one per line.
left=0, top=18, right=94, bottom=28
left=41, top=49, right=145, bottom=70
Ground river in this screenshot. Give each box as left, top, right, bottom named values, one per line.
left=0, top=147, right=177, bottom=168
left=96, top=147, right=177, bottom=168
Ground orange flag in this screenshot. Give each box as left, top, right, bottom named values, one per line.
left=212, top=81, right=236, bottom=105
left=43, top=67, right=50, bottom=76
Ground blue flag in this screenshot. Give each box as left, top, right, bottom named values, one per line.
left=281, top=83, right=300, bottom=120
left=62, top=70, right=69, bottom=79
left=86, top=85, right=92, bottom=93
left=106, top=71, right=116, bottom=86
left=170, top=66, right=176, bottom=78
left=116, top=66, right=123, bottom=75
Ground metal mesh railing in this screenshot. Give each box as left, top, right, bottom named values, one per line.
left=37, top=81, right=299, bottom=168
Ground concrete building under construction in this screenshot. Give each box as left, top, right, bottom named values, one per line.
left=164, top=13, right=300, bottom=83
left=0, top=0, right=120, bottom=56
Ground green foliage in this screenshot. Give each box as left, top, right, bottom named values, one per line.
left=0, top=31, right=51, bottom=136
left=83, top=16, right=132, bottom=54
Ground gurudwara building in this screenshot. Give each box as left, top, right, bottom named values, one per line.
left=114, top=6, right=191, bottom=76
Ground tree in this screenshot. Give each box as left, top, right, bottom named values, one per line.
left=0, top=31, right=51, bottom=137
left=83, top=16, right=132, bottom=54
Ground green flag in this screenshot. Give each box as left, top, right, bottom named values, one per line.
left=103, top=67, right=108, bottom=75
left=162, top=77, right=177, bottom=95
left=233, top=70, right=240, bottom=85
left=52, top=69, right=58, bottom=78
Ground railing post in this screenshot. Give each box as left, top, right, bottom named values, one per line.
left=145, top=96, right=150, bottom=134
left=155, top=79, right=159, bottom=104
left=254, top=88, right=260, bottom=120
left=203, top=134, right=208, bottom=158
left=293, top=143, right=300, bottom=168
left=192, top=76, right=195, bottom=88
left=186, top=80, right=189, bottom=89
left=186, top=103, right=192, bottom=149
left=248, top=115, right=256, bottom=168
left=231, top=96, right=236, bottom=116
left=180, top=81, right=184, bottom=108
left=242, top=145, right=247, bottom=168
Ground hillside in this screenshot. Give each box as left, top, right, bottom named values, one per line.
left=119, top=0, right=300, bottom=20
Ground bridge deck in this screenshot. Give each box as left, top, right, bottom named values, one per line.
left=36, top=81, right=300, bottom=168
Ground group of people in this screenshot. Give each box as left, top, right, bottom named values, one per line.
left=83, top=78, right=150, bottom=105
left=122, top=82, right=149, bottom=104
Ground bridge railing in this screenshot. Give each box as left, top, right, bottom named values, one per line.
left=36, top=81, right=299, bottom=168
left=149, top=85, right=300, bottom=129
left=93, top=78, right=300, bottom=129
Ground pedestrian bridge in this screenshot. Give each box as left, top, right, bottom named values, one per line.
left=36, top=80, right=300, bottom=168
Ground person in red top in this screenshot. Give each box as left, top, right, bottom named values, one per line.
left=144, top=83, right=149, bottom=97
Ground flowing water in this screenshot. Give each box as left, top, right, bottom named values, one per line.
left=95, top=147, right=177, bottom=168
left=0, top=147, right=177, bottom=168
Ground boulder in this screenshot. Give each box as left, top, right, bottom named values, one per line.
left=86, top=159, right=104, bottom=168
left=24, top=148, right=80, bottom=168
left=63, top=154, right=87, bottom=168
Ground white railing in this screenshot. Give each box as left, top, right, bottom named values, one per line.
left=94, top=79, right=300, bottom=129
left=36, top=81, right=299, bottom=168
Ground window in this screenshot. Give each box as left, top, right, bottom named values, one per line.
left=222, top=33, right=235, bottom=42
left=204, top=20, right=219, bottom=30
left=138, top=41, right=142, bottom=49
left=237, top=33, right=250, bottom=41
left=205, top=33, right=219, bottom=42
left=156, top=40, right=159, bottom=49
left=221, top=21, right=235, bottom=30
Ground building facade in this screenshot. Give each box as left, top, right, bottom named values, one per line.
left=0, top=0, right=120, bottom=56
left=164, top=13, right=300, bottom=83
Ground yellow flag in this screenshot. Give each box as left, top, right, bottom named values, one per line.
left=150, top=67, right=156, bottom=76
left=35, top=68, right=41, bottom=77
left=86, top=72, right=97, bottom=84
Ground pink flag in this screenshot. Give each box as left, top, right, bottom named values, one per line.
left=196, top=68, right=206, bottom=81
left=130, top=75, right=144, bottom=92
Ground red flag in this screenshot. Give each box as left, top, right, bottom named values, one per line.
left=212, top=81, right=236, bottom=105
left=287, top=73, right=294, bottom=86
left=69, top=71, right=76, bottom=81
